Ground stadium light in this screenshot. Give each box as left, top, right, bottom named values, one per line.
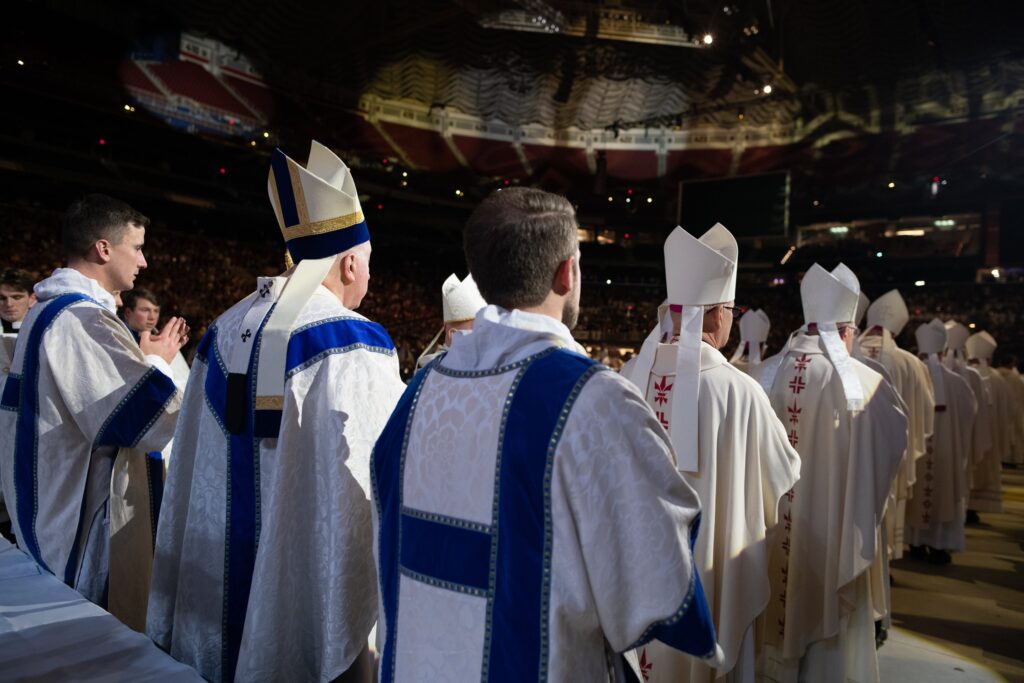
left=607, top=196, right=613, bottom=202
left=887, top=181, right=896, bottom=189
left=17, top=60, right=24, bottom=66
left=968, top=323, right=976, bottom=329
left=402, top=171, right=408, bottom=178
left=780, top=246, right=796, bottom=265
left=762, top=84, right=773, bottom=95
left=914, top=280, right=925, bottom=287
left=646, top=197, right=653, bottom=204
left=991, top=268, right=1000, bottom=278
left=702, top=33, right=714, bottom=45
left=263, top=131, right=270, bottom=139
left=875, top=251, right=883, bottom=258
left=896, top=229, right=926, bottom=237
left=606, top=279, right=612, bottom=285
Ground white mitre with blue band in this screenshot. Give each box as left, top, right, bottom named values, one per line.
left=251, top=141, right=370, bottom=435
left=624, top=223, right=737, bottom=473
left=867, top=289, right=910, bottom=337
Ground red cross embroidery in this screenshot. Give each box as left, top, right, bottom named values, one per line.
left=778, top=590, right=787, bottom=606
left=926, top=445, right=934, bottom=455
left=922, top=513, right=930, bottom=523
left=653, top=376, right=673, bottom=406
left=788, top=376, right=807, bottom=394
left=638, top=649, right=653, bottom=681
left=787, top=402, right=802, bottom=426
left=788, top=429, right=799, bottom=447
left=785, top=489, right=796, bottom=502
left=783, top=511, right=792, bottom=531
left=925, top=472, right=934, bottom=482
left=656, top=411, right=669, bottom=430
left=926, top=460, right=933, bottom=470
left=794, top=354, right=812, bottom=372
left=782, top=537, right=791, bottom=554
left=781, top=566, right=789, bottom=584
left=778, top=618, right=786, bottom=636
left=923, top=500, right=932, bottom=509
left=924, top=487, right=932, bottom=497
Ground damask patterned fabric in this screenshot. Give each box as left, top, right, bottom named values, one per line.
left=0, top=268, right=181, bottom=627
left=372, top=306, right=721, bottom=683
left=147, top=281, right=405, bottom=682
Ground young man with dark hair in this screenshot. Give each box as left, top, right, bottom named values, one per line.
left=0, top=193, right=188, bottom=631
left=372, top=187, right=722, bottom=682
left=0, top=268, right=37, bottom=334
left=121, top=287, right=190, bottom=386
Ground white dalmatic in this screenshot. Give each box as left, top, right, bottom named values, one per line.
left=906, top=363, right=976, bottom=551
left=622, top=340, right=800, bottom=683
left=372, top=306, right=721, bottom=683
left=148, top=279, right=405, bottom=683
left=750, top=333, right=907, bottom=683
left=0, top=268, right=181, bottom=632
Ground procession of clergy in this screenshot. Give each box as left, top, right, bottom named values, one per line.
left=0, top=139, right=1021, bottom=683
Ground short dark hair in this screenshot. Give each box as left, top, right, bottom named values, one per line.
left=0, top=268, right=35, bottom=293
left=122, top=288, right=159, bottom=310
left=62, top=194, right=149, bottom=258
left=463, top=188, right=578, bottom=310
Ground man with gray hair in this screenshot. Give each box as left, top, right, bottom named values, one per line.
left=372, top=187, right=721, bottom=683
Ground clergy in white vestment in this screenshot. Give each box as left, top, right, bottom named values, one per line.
left=942, top=322, right=994, bottom=514
left=963, top=331, right=1006, bottom=515
left=998, top=364, right=1024, bottom=464
left=620, top=224, right=800, bottom=683
left=416, top=272, right=486, bottom=369
left=905, top=320, right=976, bottom=563
left=0, top=195, right=187, bottom=629
left=122, top=287, right=191, bottom=387
left=750, top=263, right=908, bottom=683
left=372, top=188, right=722, bottom=683
left=729, top=308, right=771, bottom=375
left=0, top=267, right=37, bottom=540
left=857, top=289, right=935, bottom=559
left=148, top=142, right=405, bottom=683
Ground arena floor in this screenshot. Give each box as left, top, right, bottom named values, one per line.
left=881, top=467, right=1024, bottom=681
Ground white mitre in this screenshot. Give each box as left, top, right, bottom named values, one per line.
left=856, top=291, right=870, bottom=328
left=418, top=274, right=487, bottom=368
left=792, top=263, right=864, bottom=409
left=624, top=223, right=737, bottom=473
left=965, top=330, right=997, bottom=365
left=442, top=274, right=485, bottom=323
left=730, top=309, right=770, bottom=365
left=867, top=289, right=910, bottom=337
left=916, top=318, right=948, bottom=407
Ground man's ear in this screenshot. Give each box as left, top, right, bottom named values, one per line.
left=339, top=253, right=357, bottom=285
left=552, top=255, right=575, bottom=296
left=93, top=239, right=112, bottom=264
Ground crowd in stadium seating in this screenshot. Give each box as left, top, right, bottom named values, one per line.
left=3, top=203, right=1021, bottom=378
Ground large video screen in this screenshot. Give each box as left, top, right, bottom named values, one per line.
left=678, top=172, right=790, bottom=238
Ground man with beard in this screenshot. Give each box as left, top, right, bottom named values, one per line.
left=371, top=188, right=722, bottom=682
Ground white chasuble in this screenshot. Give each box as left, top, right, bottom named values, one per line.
left=372, top=306, right=721, bottom=683
left=997, top=367, right=1024, bottom=465
left=906, top=365, right=976, bottom=551
left=750, top=333, right=907, bottom=683
left=857, top=330, right=934, bottom=558
left=147, top=282, right=405, bottom=682
left=624, top=342, right=800, bottom=683
left=968, top=363, right=1007, bottom=512
left=0, top=269, right=181, bottom=630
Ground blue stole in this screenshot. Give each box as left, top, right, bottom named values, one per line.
left=0, top=293, right=177, bottom=586
left=197, top=314, right=395, bottom=681
left=373, top=348, right=605, bottom=682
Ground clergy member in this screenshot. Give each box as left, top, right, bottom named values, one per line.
left=729, top=308, right=771, bottom=374
left=621, top=224, right=799, bottom=683
left=372, top=188, right=722, bottom=683
left=963, top=331, right=1006, bottom=517
left=905, top=320, right=976, bottom=564
left=148, top=142, right=405, bottom=682
left=0, top=195, right=187, bottom=623
left=858, top=289, right=935, bottom=559
left=416, top=272, right=486, bottom=369
left=122, top=288, right=190, bottom=389
left=750, top=263, right=907, bottom=683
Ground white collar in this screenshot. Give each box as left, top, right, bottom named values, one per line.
left=34, top=268, right=117, bottom=313
left=441, top=304, right=578, bottom=372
